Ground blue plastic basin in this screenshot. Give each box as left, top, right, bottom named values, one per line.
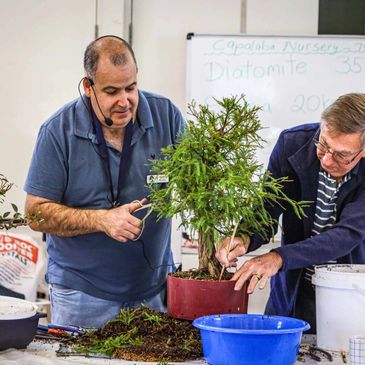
left=193, top=314, right=310, bottom=365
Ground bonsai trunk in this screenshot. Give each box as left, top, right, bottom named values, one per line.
left=198, top=230, right=222, bottom=279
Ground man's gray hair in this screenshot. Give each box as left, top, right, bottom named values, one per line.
left=321, top=93, right=365, bottom=149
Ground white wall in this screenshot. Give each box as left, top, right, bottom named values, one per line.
left=246, top=0, right=319, bottom=35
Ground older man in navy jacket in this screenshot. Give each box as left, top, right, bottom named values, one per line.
left=216, top=93, right=365, bottom=332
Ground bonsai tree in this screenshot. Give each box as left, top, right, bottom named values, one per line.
left=149, top=95, right=307, bottom=278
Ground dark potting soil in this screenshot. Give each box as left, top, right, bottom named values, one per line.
left=66, top=306, right=203, bottom=362
left=172, top=268, right=233, bottom=280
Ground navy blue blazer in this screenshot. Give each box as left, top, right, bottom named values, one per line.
left=248, top=123, right=365, bottom=316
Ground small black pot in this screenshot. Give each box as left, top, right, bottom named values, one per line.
left=0, top=312, right=47, bottom=350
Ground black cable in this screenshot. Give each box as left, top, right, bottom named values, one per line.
left=138, top=237, right=178, bottom=272
left=77, top=78, right=114, bottom=205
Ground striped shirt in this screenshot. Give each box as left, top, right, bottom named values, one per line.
left=304, top=168, right=351, bottom=283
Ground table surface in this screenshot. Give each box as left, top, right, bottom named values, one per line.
left=0, top=339, right=349, bottom=365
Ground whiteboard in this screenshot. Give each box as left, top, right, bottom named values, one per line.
left=186, top=33, right=365, bottom=166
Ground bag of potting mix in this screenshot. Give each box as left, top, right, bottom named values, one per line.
left=0, top=232, right=45, bottom=301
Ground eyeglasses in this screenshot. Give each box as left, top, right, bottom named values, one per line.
left=314, top=139, right=362, bottom=165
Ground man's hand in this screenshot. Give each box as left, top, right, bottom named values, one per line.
left=25, top=194, right=149, bottom=239
left=231, top=251, right=283, bottom=293
left=101, top=198, right=148, bottom=242
left=215, top=235, right=250, bottom=267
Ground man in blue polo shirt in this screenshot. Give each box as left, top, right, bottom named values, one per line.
left=24, top=35, right=185, bottom=328
left=216, top=93, right=365, bottom=333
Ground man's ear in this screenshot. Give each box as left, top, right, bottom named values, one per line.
left=82, top=77, right=92, bottom=97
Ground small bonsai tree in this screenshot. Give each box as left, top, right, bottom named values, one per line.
left=149, top=96, right=307, bottom=278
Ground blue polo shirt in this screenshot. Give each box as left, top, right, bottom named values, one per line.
left=24, top=91, right=185, bottom=301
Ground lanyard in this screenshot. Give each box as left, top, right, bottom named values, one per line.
left=91, top=108, right=134, bottom=207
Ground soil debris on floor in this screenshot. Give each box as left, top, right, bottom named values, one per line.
left=63, top=306, right=203, bottom=362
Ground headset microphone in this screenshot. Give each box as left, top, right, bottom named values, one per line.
left=87, top=78, right=114, bottom=126
left=104, top=117, right=114, bottom=127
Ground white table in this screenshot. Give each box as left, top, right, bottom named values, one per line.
left=0, top=339, right=348, bottom=365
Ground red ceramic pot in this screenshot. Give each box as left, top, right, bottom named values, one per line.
left=167, top=274, right=248, bottom=320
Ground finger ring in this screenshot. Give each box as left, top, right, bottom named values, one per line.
left=254, top=274, right=263, bottom=280
left=131, top=200, right=143, bottom=207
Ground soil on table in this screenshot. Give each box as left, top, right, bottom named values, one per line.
left=66, top=306, right=203, bottom=362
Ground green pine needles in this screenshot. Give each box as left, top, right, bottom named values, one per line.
left=149, top=95, right=308, bottom=277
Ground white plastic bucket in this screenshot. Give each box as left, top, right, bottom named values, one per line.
left=312, top=264, right=365, bottom=352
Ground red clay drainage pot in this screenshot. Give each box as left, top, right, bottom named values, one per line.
left=167, top=274, right=248, bottom=320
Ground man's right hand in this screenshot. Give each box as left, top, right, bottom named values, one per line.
left=101, top=199, right=148, bottom=242
left=215, top=235, right=250, bottom=267
left=25, top=193, right=148, bottom=241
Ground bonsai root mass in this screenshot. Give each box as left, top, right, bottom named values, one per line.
left=66, top=306, right=203, bottom=362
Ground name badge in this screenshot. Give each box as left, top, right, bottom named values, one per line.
left=147, top=175, right=169, bottom=184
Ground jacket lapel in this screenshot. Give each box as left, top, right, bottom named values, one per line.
left=337, top=159, right=365, bottom=210
left=288, top=135, right=320, bottom=238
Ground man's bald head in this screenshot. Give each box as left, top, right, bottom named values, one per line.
left=83, top=35, right=137, bottom=80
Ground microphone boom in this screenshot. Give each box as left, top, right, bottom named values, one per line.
left=88, top=78, right=114, bottom=126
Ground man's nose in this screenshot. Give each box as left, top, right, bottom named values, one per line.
left=321, top=151, right=336, bottom=165
left=117, top=92, right=128, bottom=107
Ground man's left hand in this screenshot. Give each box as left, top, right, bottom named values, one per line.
left=231, top=251, right=283, bottom=293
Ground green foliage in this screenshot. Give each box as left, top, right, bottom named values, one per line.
left=109, top=305, right=164, bottom=326
left=0, top=174, right=43, bottom=229
left=143, top=311, right=163, bottom=325
left=0, top=175, right=28, bottom=229
left=149, top=96, right=308, bottom=268
left=80, top=327, right=143, bottom=357
left=109, top=308, right=139, bottom=326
